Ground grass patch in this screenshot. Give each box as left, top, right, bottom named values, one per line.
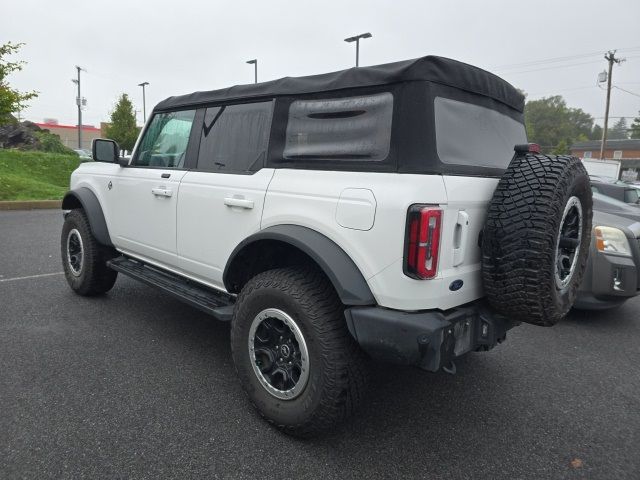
left=0, top=149, right=81, bottom=201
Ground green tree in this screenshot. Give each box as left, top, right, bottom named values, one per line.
left=630, top=113, right=640, bottom=139
left=590, top=124, right=603, bottom=141
left=105, top=93, right=139, bottom=152
left=608, top=117, right=628, bottom=140
left=567, top=108, right=594, bottom=140
left=0, top=42, right=38, bottom=125
left=552, top=139, right=569, bottom=155
left=524, top=95, right=595, bottom=153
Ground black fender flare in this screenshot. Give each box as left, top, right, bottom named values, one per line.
left=61, top=187, right=113, bottom=247
left=223, top=225, right=376, bottom=306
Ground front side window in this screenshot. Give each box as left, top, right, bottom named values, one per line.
left=434, top=96, right=527, bottom=169
left=283, top=92, right=393, bottom=162
left=133, top=109, right=196, bottom=168
left=197, top=102, right=273, bottom=173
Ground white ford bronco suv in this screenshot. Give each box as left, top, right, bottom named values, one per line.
left=61, top=56, right=592, bottom=437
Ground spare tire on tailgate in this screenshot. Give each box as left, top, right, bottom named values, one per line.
left=481, top=148, right=592, bottom=326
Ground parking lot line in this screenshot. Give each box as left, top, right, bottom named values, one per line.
left=0, top=271, right=64, bottom=283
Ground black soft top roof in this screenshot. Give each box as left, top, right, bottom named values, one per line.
left=155, top=55, right=524, bottom=113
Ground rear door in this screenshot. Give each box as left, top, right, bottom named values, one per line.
left=176, top=101, right=274, bottom=289
left=108, top=109, right=197, bottom=268
left=433, top=96, right=527, bottom=301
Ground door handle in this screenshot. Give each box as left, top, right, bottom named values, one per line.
left=452, top=210, right=470, bottom=267
left=151, top=187, right=173, bottom=197
left=224, top=196, right=254, bottom=209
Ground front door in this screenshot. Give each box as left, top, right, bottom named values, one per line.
left=108, top=109, right=197, bottom=268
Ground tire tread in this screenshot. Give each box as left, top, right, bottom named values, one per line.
left=231, top=266, right=368, bottom=438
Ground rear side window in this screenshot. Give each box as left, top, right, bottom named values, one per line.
left=283, top=92, right=393, bottom=161
left=434, top=97, right=526, bottom=169
left=134, top=110, right=196, bottom=168
left=197, top=101, right=273, bottom=173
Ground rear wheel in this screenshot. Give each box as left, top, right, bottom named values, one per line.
left=482, top=154, right=592, bottom=326
left=61, top=209, right=117, bottom=296
left=230, top=267, right=368, bottom=437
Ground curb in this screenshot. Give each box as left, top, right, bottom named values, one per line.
left=0, top=200, right=62, bottom=211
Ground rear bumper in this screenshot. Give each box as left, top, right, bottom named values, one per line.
left=344, top=302, right=518, bottom=372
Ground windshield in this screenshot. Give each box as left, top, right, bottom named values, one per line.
left=592, top=192, right=638, bottom=210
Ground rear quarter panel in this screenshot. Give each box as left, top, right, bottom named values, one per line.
left=263, top=170, right=499, bottom=311
left=263, top=169, right=447, bottom=309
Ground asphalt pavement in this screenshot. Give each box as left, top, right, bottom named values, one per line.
left=1, top=209, right=639, bottom=479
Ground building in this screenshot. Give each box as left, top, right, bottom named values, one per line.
left=570, top=139, right=640, bottom=181
left=35, top=120, right=102, bottom=150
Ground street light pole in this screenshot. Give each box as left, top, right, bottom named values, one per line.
left=138, top=82, right=149, bottom=123
left=72, top=65, right=84, bottom=149
left=344, top=32, right=372, bottom=67
left=246, top=59, right=258, bottom=83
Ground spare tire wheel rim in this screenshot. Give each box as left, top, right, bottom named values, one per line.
left=554, top=196, right=583, bottom=290
left=248, top=308, right=310, bottom=400
left=66, top=228, right=84, bottom=277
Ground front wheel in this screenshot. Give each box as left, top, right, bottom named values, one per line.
left=61, top=209, right=117, bottom=296
left=230, top=267, right=368, bottom=437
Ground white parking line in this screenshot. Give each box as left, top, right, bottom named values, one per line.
left=0, top=272, right=64, bottom=283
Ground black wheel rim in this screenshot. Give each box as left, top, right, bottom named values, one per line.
left=248, top=308, right=309, bottom=400
left=555, top=196, right=583, bottom=289
left=66, top=229, right=84, bottom=277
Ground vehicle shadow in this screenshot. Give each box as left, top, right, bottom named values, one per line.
left=91, top=279, right=637, bottom=477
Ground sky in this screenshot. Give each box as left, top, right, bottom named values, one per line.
left=2, top=0, right=640, bottom=129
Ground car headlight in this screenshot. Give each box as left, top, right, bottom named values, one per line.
left=594, top=226, right=632, bottom=256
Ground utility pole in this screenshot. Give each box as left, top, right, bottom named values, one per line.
left=72, top=66, right=85, bottom=149
left=599, top=51, right=625, bottom=160
left=246, top=59, right=257, bottom=83
left=344, top=32, right=372, bottom=67
left=138, top=81, right=149, bottom=123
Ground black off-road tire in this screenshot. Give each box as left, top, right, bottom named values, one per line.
left=481, top=154, right=592, bottom=326
left=61, top=209, right=118, bottom=296
left=230, top=267, right=368, bottom=438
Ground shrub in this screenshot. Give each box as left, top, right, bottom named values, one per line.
left=34, top=130, right=78, bottom=155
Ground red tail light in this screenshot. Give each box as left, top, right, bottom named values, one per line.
left=404, top=205, right=442, bottom=280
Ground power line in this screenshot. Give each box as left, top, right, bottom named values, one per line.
left=494, top=52, right=605, bottom=71
left=499, top=59, right=606, bottom=75
left=527, top=85, right=598, bottom=97
left=492, top=46, right=640, bottom=72
left=498, top=54, right=640, bottom=76
left=593, top=116, right=638, bottom=119
left=613, top=85, right=640, bottom=98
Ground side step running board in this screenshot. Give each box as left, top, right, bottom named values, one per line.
left=107, top=256, right=235, bottom=321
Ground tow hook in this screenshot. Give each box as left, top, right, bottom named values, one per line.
left=442, top=361, right=457, bottom=375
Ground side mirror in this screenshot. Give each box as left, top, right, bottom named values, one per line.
left=92, top=138, right=120, bottom=163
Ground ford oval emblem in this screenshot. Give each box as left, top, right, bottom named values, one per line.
left=449, top=280, right=464, bottom=291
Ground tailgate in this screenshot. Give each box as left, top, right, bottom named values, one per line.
left=437, top=175, right=499, bottom=303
